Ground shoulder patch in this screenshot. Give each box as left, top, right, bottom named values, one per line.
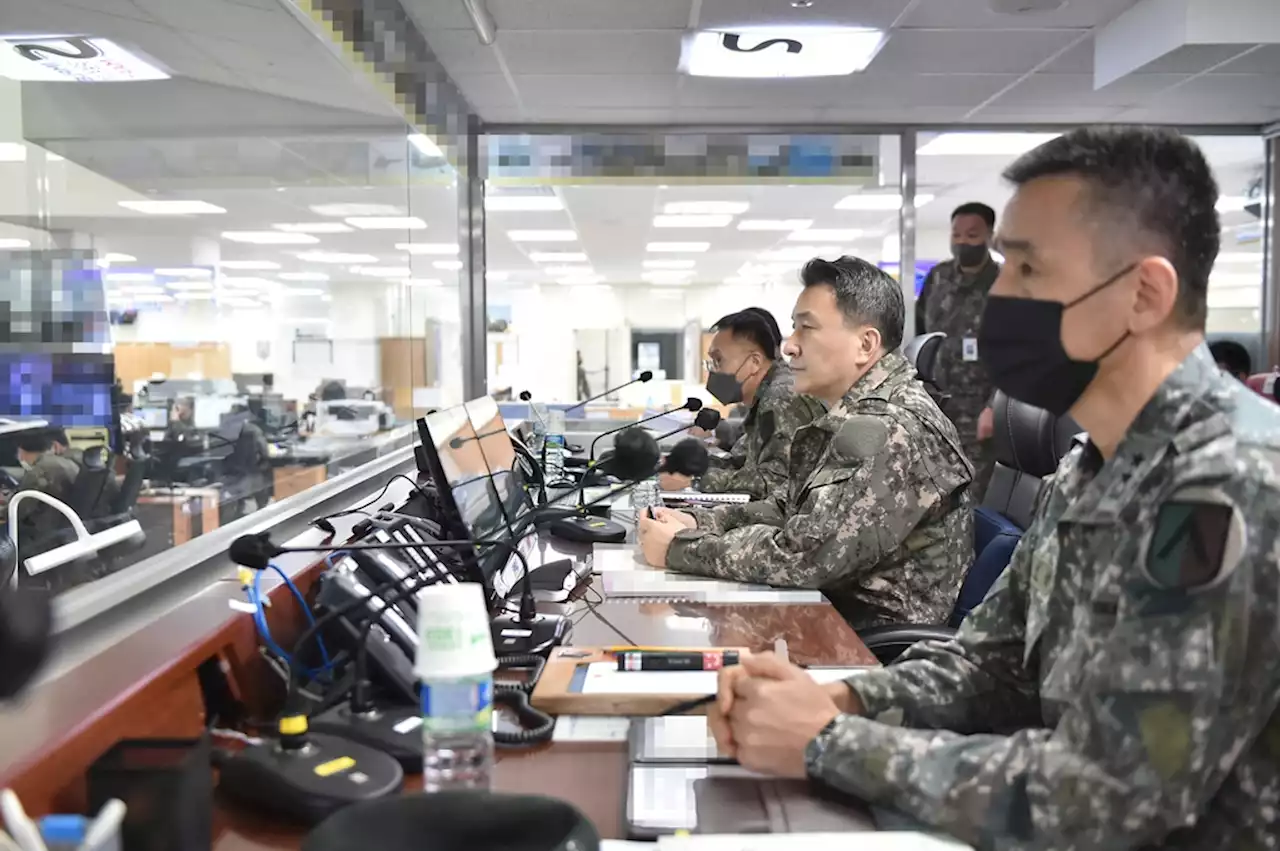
left=830, top=415, right=890, bottom=463
left=1144, top=490, right=1243, bottom=593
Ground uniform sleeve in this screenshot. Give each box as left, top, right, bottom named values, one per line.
left=667, top=417, right=940, bottom=588
left=808, top=487, right=1280, bottom=850
left=699, top=397, right=810, bottom=501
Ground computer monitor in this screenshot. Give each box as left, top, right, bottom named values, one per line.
left=136, top=406, right=169, bottom=429
left=463, top=396, right=534, bottom=531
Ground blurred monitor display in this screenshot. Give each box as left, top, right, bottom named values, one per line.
left=0, top=352, right=114, bottom=428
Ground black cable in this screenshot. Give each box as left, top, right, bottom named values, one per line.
left=493, top=653, right=554, bottom=746
left=582, top=596, right=639, bottom=647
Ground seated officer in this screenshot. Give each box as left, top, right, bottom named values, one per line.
left=6, top=432, right=81, bottom=551
left=703, top=128, right=1280, bottom=848
left=47, top=428, right=83, bottom=466
left=165, top=397, right=198, bottom=443
left=660, top=307, right=824, bottom=501
left=638, top=256, right=974, bottom=629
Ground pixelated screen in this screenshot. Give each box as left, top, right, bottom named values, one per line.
left=0, top=353, right=115, bottom=427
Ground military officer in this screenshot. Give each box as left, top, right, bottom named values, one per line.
left=916, top=202, right=1000, bottom=493
left=704, top=128, right=1280, bottom=850
left=661, top=306, right=824, bottom=501
left=639, top=256, right=974, bottom=630
left=6, top=432, right=81, bottom=556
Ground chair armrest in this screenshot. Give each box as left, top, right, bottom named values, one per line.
left=856, top=623, right=958, bottom=665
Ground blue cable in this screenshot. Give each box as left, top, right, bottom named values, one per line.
left=246, top=563, right=334, bottom=679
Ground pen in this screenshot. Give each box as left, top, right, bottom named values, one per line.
left=0, top=790, right=46, bottom=851
left=661, top=693, right=715, bottom=716
left=618, top=650, right=739, bottom=672
left=646, top=506, right=656, bottom=520
left=81, top=800, right=125, bottom=851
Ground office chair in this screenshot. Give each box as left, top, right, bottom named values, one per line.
left=903, top=332, right=947, bottom=410
left=856, top=390, right=1083, bottom=664
left=112, top=454, right=149, bottom=516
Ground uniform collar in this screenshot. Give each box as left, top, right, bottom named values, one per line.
left=810, top=352, right=913, bottom=434
left=1060, top=344, right=1231, bottom=524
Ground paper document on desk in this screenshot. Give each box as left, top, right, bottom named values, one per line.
left=552, top=715, right=632, bottom=743
left=659, top=832, right=971, bottom=850
left=601, top=571, right=824, bottom=603
left=660, top=490, right=750, bottom=505
left=582, top=663, right=869, bottom=696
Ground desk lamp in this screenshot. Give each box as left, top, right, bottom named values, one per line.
left=6, top=491, right=145, bottom=586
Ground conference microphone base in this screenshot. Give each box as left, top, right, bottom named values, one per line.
left=309, top=703, right=424, bottom=773
left=491, top=612, right=570, bottom=656
left=547, top=515, right=627, bottom=544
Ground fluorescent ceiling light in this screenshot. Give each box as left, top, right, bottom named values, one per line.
left=682, top=27, right=885, bottom=79
left=345, top=216, right=427, bottom=231
left=397, top=242, right=460, bottom=255
left=737, top=219, right=813, bottom=231
left=642, top=271, right=695, bottom=284
left=0, top=238, right=31, bottom=249
left=663, top=201, right=748, bottom=215
left=119, top=200, right=226, bottom=215
left=284, top=287, right=325, bottom=297
left=219, top=260, right=281, bottom=270
left=174, top=291, right=214, bottom=301
left=310, top=203, right=402, bottom=217
left=557, top=275, right=605, bottom=285
left=0, top=143, right=25, bottom=162
left=647, top=242, right=710, bottom=253
left=408, top=134, right=444, bottom=158
left=105, top=272, right=154, bottom=283
left=529, top=252, right=587, bottom=262
left=155, top=267, right=213, bottom=278
left=351, top=265, right=412, bottom=278
left=296, top=251, right=378, bottom=264
left=486, top=196, right=564, bottom=212
left=653, top=214, right=733, bottom=228
left=0, top=36, right=169, bottom=82
left=542, top=266, right=594, bottom=277
left=918, top=132, right=1060, bottom=156
left=786, top=228, right=862, bottom=241
left=759, top=245, right=843, bottom=260
left=218, top=277, right=276, bottom=290
left=279, top=271, right=331, bottom=282
left=433, top=260, right=463, bottom=271
left=403, top=278, right=444, bottom=288
left=643, top=259, right=696, bottom=270
left=221, top=231, right=318, bottom=245
left=834, top=194, right=934, bottom=211
left=166, top=280, right=214, bottom=292
left=508, top=230, right=577, bottom=242
left=274, top=222, right=353, bottom=234
left=118, top=286, right=165, bottom=296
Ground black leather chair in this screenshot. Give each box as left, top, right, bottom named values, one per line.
left=903, top=332, right=947, bottom=410
left=856, top=390, right=1083, bottom=664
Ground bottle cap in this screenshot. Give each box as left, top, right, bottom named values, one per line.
left=40, top=814, right=87, bottom=845
left=414, top=581, right=497, bottom=679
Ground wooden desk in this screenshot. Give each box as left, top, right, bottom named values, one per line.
left=272, top=465, right=327, bottom=501
left=136, top=486, right=221, bottom=545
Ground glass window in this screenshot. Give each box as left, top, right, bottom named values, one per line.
left=0, top=16, right=462, bottom=594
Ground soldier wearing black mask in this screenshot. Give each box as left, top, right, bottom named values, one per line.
left=915, top=202, right=1000, bottom=493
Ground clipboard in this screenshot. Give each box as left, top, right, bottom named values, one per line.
left=529, top=646, right=746, bottom=717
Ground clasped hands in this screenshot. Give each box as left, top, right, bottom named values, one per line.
left=636, top=506, right=695, bottom=568
left=705, top=651, right=860, bottom=779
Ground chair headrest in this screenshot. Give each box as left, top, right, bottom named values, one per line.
left=81, top=446, right=109, bottom=469
left=903, top=332, right=946, bottom=384
left=991, top=390, right=1083, bottom=477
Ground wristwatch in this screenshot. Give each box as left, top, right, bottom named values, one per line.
left=803, top=714, right=843, bottom=778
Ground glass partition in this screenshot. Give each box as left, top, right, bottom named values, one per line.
left=0, top=13, right=462, bottom=594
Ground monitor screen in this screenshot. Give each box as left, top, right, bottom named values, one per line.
left=463, top=396, right=533, bottom=530
left=137, top=406, right=169, bottom=428
left=419, top=405, right=512, bottom=545
left=0, top=352, right=114, bottom=428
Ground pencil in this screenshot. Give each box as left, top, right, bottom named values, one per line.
left=661, top=693, right=716, bottom=716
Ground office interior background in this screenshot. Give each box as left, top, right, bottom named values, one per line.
left=0, top=0, right=1277, bottom=627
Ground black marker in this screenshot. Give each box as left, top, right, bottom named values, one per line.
left=617, top=650, right=740, bottom=672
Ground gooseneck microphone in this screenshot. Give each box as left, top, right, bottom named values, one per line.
left=560, top=370, right=653, bottom=414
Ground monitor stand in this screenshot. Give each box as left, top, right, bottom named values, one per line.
left=490, top=612, right=570, bottom=657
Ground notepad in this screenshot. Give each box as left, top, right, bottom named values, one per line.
left=601, top=572, right=825, bottom=603
left=579, top=663, right=868, bottom=696
left=660, top=490, right=751, bottom=505
left=658, top=833, right=972, bottom=850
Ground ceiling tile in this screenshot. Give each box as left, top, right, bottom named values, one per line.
left=486, top=0, right=693, bottom=30
left=696, top=0, right=910, bottom=30
left=517, top=75, right=679, bottom=109
left=135, top=0, right=313, bottom=49
left=495, top=31, right=682, bottom=75
left=870, top=29, right=1083, bottom=75
left=1155, top=75, right=1280, bottom=109
left=1039, top=37, right=1095, bottom=74
left=1216, top=45, right=1280, bottom=75
left=399, top=0, right=480, bottom=30
left=967, top=105, right=1130, bottom=123
left=991, top=72, right=1188, bottom=108
left=678, top=73, right=1017, bottom=109
left=454, top=74, right=521, bottom=111
left=1139, top=44, right=1255, bottom=74
left=902, top=0, right=1140, bottom=29
left=424, top=32, right=508, bottom=75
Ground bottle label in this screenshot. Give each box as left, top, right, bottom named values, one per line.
left=421, top=678, right=492, bottom=734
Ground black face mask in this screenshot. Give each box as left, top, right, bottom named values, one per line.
left=978, top=263, right=1137, bottom=417
left=705, top=358, right=756, bottom=406
left=952, top=242, right=989, bottom=269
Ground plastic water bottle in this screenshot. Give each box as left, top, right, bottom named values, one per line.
left=415, top=583, right=497, bottom=793
left=530, top=402, right=549, bottom=457
left=420, top=673, right=494, bottom=792
left=544, top=408, right=567, bottom=482
left=632, top=478, right=661, bottom=512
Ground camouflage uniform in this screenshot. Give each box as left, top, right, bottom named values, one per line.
left=917, top=258, right=999, bottom=494
left=12, top=452, right=80, bottom=553
left=699, top=360, right=825, bottom=502
left=806, top=345, right=1280, bottom=849
left=667, top=352, right=974, bottom=630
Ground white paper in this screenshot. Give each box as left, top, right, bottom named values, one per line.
left=659, top=833, right=972, bottom=850
left=601, top=572, right=824, bottom=603
left=552, top=715, right=632, bottom=743
left=629, top=766, right=706, bottom=830
left=581, top=663, right=870, bottom=696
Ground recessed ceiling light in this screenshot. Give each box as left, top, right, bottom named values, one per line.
left=345, top=216, right=427, bottom=230
left=918, top=133, right=1060, bottom=156
left=0, top=36, right=169, bottom=82
left=351, top=266, right=413, bottom=278
left=653, top=214, right=733, bottom=228
left=408, top=134, right=444, bottom=158
left=403, top=278, right=445, bottom=288
left=310, top=203, right=403, bottom=217
left=643, top=259, right=696, bottom=270
left=273, top=222, right=354, bottom=234
left=0, top=143, right=25, bottom=162
left=219, top=260, right=281, bottom=270
left=397, top=243, right=460, bottom=255
left=737, top=219, right=813, bottom=231
left=786, top=228, right=862, bottom=241
left=279, top=271, right=331, bottom=282
left=221, top=231, right=318, bottom=245
left=173, top=291, right=214, bottom=301
left=155, top=267, right=213, bottom=278
left=681, top=27, right=886, bottom=78
left=0, top=237, right=31, bottom=249
left=433, top=260, right=463, bottom=271
left=834, top=194, right=934, bottom=211
left=296, top=251, right=379, bottom=264
left=663, top=201, right=748, bottom=215
left=166, top=280, right=214, bottom=291
left=508, top=230, right=578, bottom=242
left=120, top=200, right=226, bottom=215
left=284, top=287, right=326, bottom=297
left=647, top=242, right=711, bottom=253
left=528, top=252, right=588, bottom=262
left=105, top=272, right=155, bottom=283
left=486, top=196, right=564, bottom=212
